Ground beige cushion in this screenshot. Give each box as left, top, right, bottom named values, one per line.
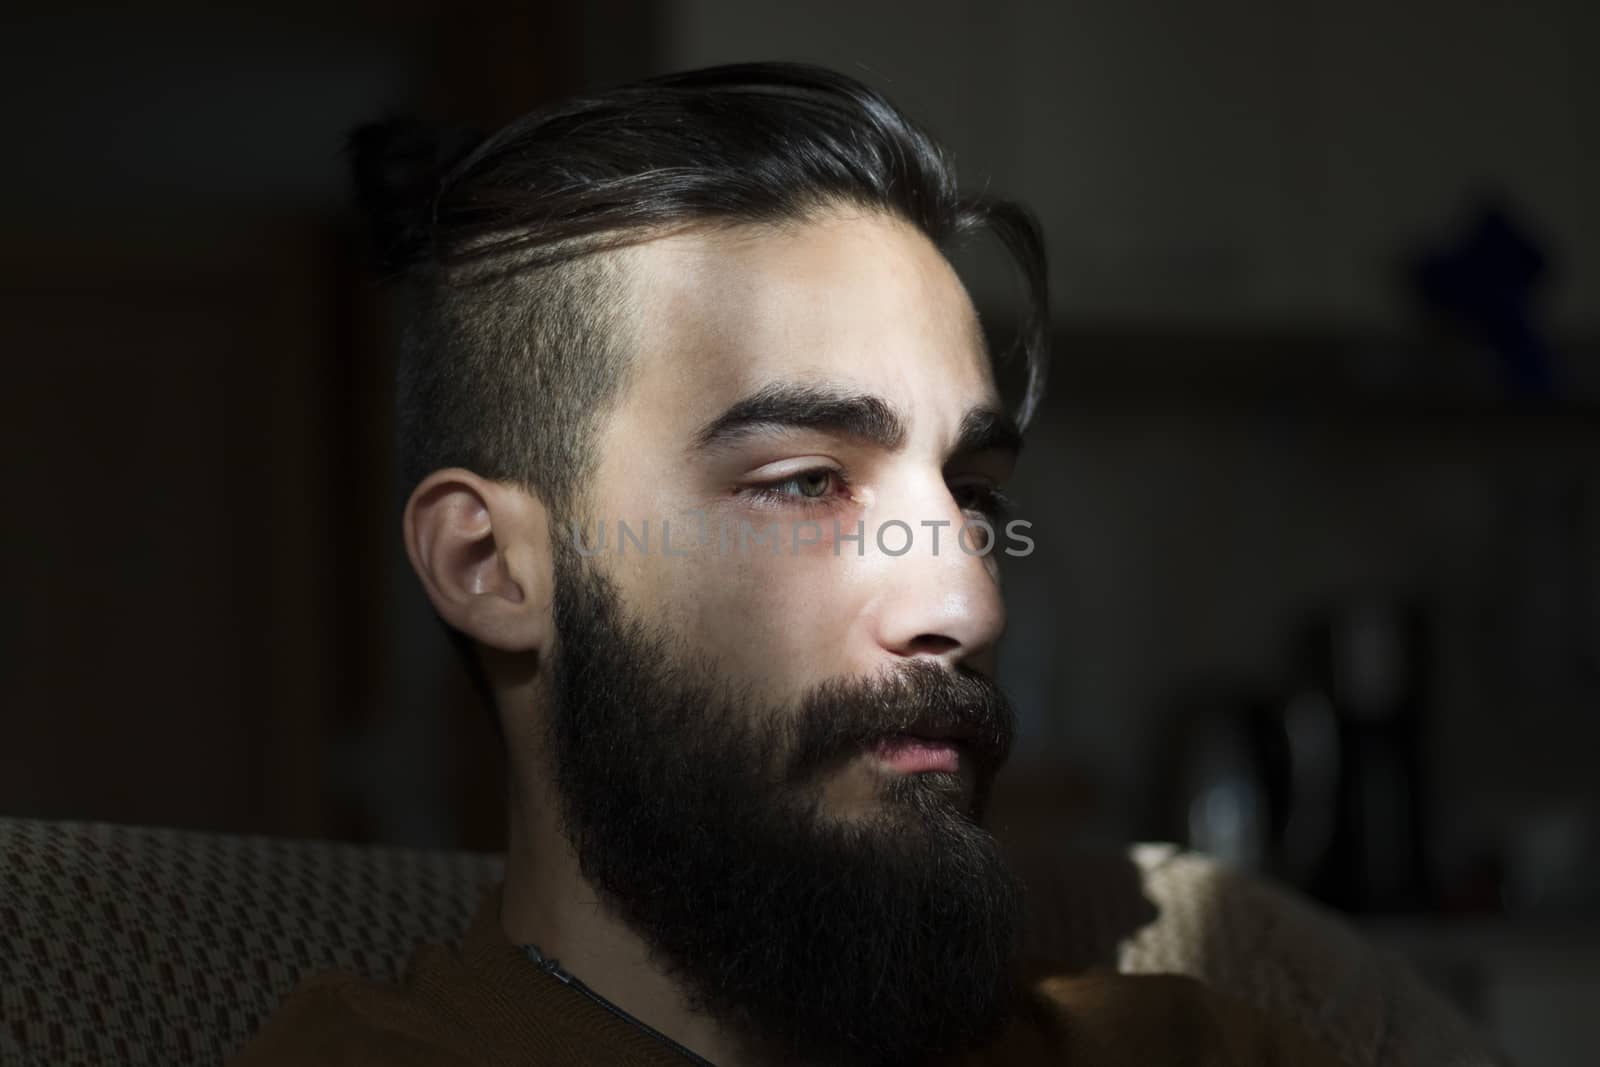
left=0, top=818, right=1505, bottom=1065
left=1018, top=843, right=1508, bottom=1066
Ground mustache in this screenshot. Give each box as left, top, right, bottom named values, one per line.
left=783, top=660, right=1016, bottom=782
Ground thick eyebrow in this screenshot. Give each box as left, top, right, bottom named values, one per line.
left=690, top=382, right=1023, bottom=461
left=950, top=406, right=1024, bottom=462
left=692, top=383, right=908, bottom=452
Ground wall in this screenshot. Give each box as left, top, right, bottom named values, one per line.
left=664, top=0, right=1598, bottom=332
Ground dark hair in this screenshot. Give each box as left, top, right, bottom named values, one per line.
left=348, top=61, right=1050, bottom=711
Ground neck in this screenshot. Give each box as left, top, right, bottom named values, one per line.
left=500, top=787, right=775, bottom=1067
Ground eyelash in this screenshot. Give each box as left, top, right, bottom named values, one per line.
left=746, top=469, right=1014, bottom=522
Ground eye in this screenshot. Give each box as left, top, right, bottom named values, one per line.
left=783, top=470, right=834, bottom=499
left=951, top=482, right=1014, bottom=521
left=747, top=467, right=849, bottom=508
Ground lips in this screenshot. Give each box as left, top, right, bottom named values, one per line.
left=782, top=664, right=1015, bottom=785
left=872, top=734, right=964, bottom=774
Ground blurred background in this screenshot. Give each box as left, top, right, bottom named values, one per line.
left=3, top=1, right=1596, bottom=1062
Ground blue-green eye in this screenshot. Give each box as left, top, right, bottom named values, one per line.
left=750, top=468, right=845, bottom=508
left=787, top=470, right=834, bottom=498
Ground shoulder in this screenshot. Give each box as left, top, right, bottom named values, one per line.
left=1013, top=843, right=1508, bottom=1067
left=227, top=954, right=476, bottom=1067
left=994, top=965, right=1344, bottom=1066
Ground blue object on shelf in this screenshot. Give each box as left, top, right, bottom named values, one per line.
left=1411, top=198, right=1558, bottom=399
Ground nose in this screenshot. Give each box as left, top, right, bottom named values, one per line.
left=867, top=489, right=1007, bottom=671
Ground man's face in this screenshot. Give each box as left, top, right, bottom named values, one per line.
left=580, top=207, right=1017, bottom=814
left=536, top=208, right=1027, bottom=1065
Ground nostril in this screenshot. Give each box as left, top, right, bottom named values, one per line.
left=903, top=634, right=959, bottom=657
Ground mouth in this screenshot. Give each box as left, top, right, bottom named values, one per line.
left=870, top=728, right=974, bottom=775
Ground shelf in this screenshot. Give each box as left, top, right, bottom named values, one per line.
left=1012, top=325, right=1600, bottom=439
left=1358, top=915, right=1600, bottom=971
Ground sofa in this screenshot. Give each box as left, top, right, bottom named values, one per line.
left=0, top=817, right=1505, bottom=1065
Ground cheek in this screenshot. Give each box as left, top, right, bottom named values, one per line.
left=652, top=538, right=867, bottom=698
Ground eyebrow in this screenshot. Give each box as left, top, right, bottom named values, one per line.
left=950, top=406, right=1024, bottom=462
left=691, top=381, right=1022, bottom=460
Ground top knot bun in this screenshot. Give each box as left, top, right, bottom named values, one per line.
left=346, top=117, right=486, bottom=272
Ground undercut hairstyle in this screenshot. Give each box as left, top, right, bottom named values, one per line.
left=348, top=60, right=1051, bottom=713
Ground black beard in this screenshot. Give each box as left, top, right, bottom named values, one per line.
left=543, top=542, right=1024, bottom=1067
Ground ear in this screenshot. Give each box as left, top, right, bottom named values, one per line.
left=402, top=469, right=553, bottom=655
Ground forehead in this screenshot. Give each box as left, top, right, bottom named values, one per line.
left=619, top=209, right=997, bottom=430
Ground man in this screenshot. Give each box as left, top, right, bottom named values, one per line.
left=232, top=62, right=1343, bottom=1066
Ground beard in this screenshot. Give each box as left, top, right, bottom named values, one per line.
left=543, top=542, right=1025, bottom=1067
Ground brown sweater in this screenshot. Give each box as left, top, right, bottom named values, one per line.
left=229, top=883, right=1342, bottom=1066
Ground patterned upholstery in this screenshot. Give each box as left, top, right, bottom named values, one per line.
left=1, top=818, right=502, bottom=1066
left=0, top=818, right=1504, bottom=1066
